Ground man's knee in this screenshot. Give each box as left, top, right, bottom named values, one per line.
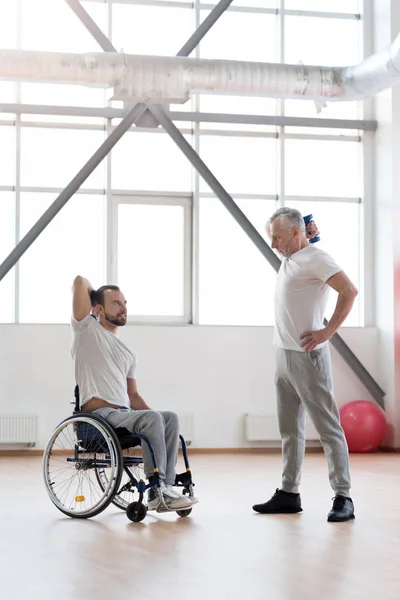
left=142, top=410, right=165, bottom=433
left=159, top=410, right=179, bottom=427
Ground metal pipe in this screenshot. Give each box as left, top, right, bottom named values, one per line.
left=0, top=31, right=400, bottom=103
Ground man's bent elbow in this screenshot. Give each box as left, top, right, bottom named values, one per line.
left=73, top=275, right=85, bottom=286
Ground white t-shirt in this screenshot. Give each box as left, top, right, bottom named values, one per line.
left=71, top=314, right=137, bottom=409
left=274, top=245, right=342, bottom=352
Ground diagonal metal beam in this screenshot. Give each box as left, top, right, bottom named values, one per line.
left=65, top=0, right=115, bottom=52
left=66, top=0, right=234, bottom=57
left=14, top=0, right=382, bottom=407
left=0, top=0, right=233, bottom=284
left=148, top=103, right=386, bottom=408
left=0, top=103, right=147, bottom=282
left=176, top=0, right=234, bottom=57
left=65, top=0, right=234, bottom=122
left=68, top=0, right=385, bottom=407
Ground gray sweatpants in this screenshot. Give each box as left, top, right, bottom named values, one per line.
left=275, top=345, right=351, bottom=497
left=94, top=407, right=179, bottom=485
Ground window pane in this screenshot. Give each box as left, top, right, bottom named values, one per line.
left=0, top=0, right=18, bottom=48
left=285, top=139, right=361, bottom=197
left=0, top=126, right=16, bottom=186
left=199, top=197, right=277, bottom=325
left=209, top=0, right=277, bottom=6
left=117, top=203, right=185, bottom=316
left=0, top=193, right=15, bottom=323
left=285, top=17, right=361, bottom=66
left=200, top=12, right=277, bottom=61
left=285, top=200, right=361, bottom=326
left=285, top=0, right=360, bottom=12
left=111, top=132, right=193, bottom=192
left=19, top=193, right=106, bottom=323
left=0, top=83, right=16, bottom=103
left=284, top=99, right=360, bottom=120
left=199, top=136, right=277, bottom=195
left=112, top=5, right=194, bottom=56
left=21, top=84, right=106, bottom=109
left=199, top=95, right=277, bottom=118
left=21, top=0, right=106, bottom=52
left=20, top=128, right=106, bottom=188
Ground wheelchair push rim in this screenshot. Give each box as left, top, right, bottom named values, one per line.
left=43, top=414, right=123, bottom=519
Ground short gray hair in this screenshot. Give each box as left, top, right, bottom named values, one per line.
left=267, top=207, right=305, bottom=233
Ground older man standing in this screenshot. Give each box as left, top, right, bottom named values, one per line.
left=253, top=207, right=358, bottom=522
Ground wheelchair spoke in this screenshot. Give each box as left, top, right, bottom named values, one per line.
left=43, top=415, right=123, bottom=518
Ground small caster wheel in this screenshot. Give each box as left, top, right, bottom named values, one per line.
left=126, top=501, right=147, bottom=522
left=176, top=508, right=192, bottom=517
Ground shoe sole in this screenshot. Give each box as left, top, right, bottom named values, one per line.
left=253, top=508, right=303, bottom=514
left=327, top=513, right=355, bottom=522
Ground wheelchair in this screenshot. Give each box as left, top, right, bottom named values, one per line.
left=42, top=387, right=196, bottom=522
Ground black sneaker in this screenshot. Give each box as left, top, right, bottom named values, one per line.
left=252, top=489, right=303, bottom=514
left=327, top=495, right=355, bottom=522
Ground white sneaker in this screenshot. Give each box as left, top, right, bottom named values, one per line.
left=162, top=483, right=192, bottom=509
left=147, top=483, right=192, bottom=511
left=165, top=484, right=199, bottom=505
left=147, top=487, right=162, bottom=511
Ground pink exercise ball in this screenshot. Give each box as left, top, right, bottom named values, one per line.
left=339, top=400, right=387, bottom=453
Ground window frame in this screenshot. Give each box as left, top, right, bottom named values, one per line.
left=109, top=193, right=193, bottom=324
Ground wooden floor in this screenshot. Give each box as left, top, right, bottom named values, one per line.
left=1, top=452, right=399, bottom=600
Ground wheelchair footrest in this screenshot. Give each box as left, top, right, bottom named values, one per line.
left=174, top=471, right=193, bottom=487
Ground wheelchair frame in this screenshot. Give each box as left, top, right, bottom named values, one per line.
left=42, top=387, right=195, bottom=522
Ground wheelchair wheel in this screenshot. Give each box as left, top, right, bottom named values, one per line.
left=176, top=508, right=192, bottom=518
left=95, top=446, right=146, bottom=510
left=43, top=414, right=123, bottom=519
left=126, top=501, right=147, bottom=523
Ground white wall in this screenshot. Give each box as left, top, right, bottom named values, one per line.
left=0, top=324, right=379, bottom=449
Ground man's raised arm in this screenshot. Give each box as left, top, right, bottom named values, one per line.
left=72, top=275, right=93, bottom=321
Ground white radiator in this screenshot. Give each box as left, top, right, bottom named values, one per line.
left=244, top=413, right=319, bottom=442
left=179, top=414, right=194, bottom=446
left=0, top=414, right=39, bottom=446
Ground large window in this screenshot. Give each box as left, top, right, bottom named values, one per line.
left=0, top=0, right=366, bottom=327
left=20, top=127, right=106, bottom=189
left=18, top=193, right=106, bottom=324
left=112, top=195, right=191, bottom=322
left=199, top=197, right=277, bottom=326
left=111, top=131, right=193, bottom=193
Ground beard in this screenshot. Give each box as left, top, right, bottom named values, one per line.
left=104, top=312, right=127, bottom=327
left=279, top=243, right=294, bottom=258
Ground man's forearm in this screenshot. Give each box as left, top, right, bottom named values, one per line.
left=129, top=392, right=151, bottom=410
left=326, top=288, right=358, bottom=337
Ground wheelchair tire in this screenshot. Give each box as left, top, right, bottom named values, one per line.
left=176, top=508, right=192, bottom=517
left=126, top=501, right=147, bottom=523
left=43, top=414, right=123, bottom=519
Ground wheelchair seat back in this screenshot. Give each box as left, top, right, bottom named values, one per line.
left=74, top=385, right=141, bottom=450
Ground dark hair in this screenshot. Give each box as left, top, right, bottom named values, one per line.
left=90, top=285, right=120, bottom=307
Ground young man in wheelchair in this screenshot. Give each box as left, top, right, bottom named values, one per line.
left=71, top=275, right=196, bottom=511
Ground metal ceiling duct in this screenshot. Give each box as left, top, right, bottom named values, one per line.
left=0, top=33, right=399, bottom=103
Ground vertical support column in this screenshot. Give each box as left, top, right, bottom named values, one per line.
left=391, top=0, right=400, bottom=447
left=373, top=0, right=400, bottom=445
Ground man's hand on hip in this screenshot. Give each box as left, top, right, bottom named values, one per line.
left=300, top=328, right=332, bottom=352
